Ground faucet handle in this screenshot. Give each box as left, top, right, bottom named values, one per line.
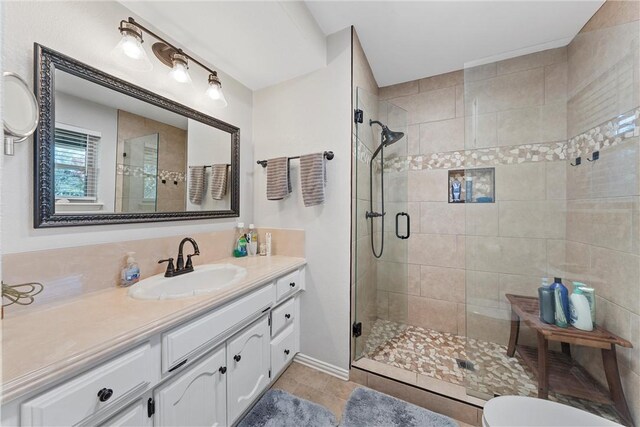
left=158, top=258, right=175, bottom=277
left=185, top=253, right=199, bottom=269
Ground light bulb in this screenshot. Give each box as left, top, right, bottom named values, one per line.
left=111, top=21, right=152, bottom=72
left=121, top=34, right=144, bottom=59
left=206, top=73, right=228, bottom=108
left=169, top=54, right=191, bottom=83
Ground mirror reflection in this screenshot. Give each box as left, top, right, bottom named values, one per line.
left=53, top=70, right=232, bottom=215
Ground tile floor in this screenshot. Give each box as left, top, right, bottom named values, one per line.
left=361, top=319, right=621, bottom=423
left=272, top=361, right=472, bottom=426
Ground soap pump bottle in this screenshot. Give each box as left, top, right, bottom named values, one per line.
left=120, top=252, right=140, bottom=287
left=550, top=277, right=569, bottom=328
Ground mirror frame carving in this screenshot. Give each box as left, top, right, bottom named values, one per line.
left=33, top=43, right=240, bottom=228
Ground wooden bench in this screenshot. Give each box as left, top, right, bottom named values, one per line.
left=506, top=294, right=634, bottom=426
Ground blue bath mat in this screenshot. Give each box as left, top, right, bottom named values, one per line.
left=341, top=387, right=458, bottom=427
left=237, top=388, right=337, bottom=427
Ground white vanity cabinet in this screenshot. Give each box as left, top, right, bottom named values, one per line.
left=99, top=398, right=152, bottom=427
left=226, top=316, right=271, bottom=424
left=154, top=344, right=227, bottom=427
left=13, top=265, right=304, bottom=427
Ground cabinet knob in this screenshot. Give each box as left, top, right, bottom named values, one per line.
left=234, top=354, right=241, bottom=362
left=284, top=349, right=290, bottom=355
left=285, top=313, right=291, bottom=319
left=97, top=388, right=113, bottom=402
left=219, top=366, right=227, bottom=374
left=289, top=282, right=296, bottom=288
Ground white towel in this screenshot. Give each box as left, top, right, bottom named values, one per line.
left=210, top=164, right=229, bottom=200
left=266, top=157, right=291, bottom=200
left=299, top=153, right=326, bottom=207
left=188, top=166, right=206, bottom=204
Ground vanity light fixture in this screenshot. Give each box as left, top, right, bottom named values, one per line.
left=112, top=20, right=153, bottom=72
left=114, top=17, right=227, bottom=107
left=168, top=52, right=192, bottom=84
left=206, top=72, right=228, bottom=108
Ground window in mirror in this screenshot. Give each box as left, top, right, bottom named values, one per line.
left=54, top=125, right=100, bottom=201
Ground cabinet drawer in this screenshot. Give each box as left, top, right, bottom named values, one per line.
left=162, top=283, right=274, bottom=373
left=271, top=324, right=297, bottom=378
left=21, top=343, right=153, bottom=427
left=271, top=297, right=296, bottom=337
left=275, top=270, right=300, bottom=302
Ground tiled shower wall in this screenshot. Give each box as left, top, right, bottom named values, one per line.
left=377, top=47, right=569, bottom=340
left=565, top=1, right=640, bottom=422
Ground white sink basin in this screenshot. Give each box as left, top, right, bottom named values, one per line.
left=128, top=263, right=247, bottom=300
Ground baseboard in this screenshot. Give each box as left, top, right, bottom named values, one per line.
left=293, top=353, right=349, bottom=381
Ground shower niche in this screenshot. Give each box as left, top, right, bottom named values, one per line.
left=448, top=168, right=495, bottom=203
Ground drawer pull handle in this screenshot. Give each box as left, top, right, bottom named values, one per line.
left=289, top=282, right=296, bottom=288
left=285, top=313, right=291, bottom=319
left=234, top=354, right=242, bottom=362
left=97, top=388, right=113, bottom=402
left=219, top=366, right=227, bottom=374
left=284, top=349, right=290, bottom=355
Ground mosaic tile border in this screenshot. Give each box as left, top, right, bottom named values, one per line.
left=568, top=108, right=640, bottom=158
left=352, top=107, right=639, bottom=172
left=116, top=164, right=186, bottom=182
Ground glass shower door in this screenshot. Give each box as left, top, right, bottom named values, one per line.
left=353, top=87, right=410, bottom=362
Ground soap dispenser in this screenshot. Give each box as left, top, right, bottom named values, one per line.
left=120, top=252, right=140, bottom=287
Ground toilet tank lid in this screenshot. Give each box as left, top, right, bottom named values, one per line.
left=482, top=396, right=621, bottom=427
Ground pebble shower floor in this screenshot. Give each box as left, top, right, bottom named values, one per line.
left=361, top=319, right=621, bottom=424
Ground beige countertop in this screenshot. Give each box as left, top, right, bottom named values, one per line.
left=1, top=255, right=306, bottom=404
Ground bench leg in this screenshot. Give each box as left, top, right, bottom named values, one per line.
left=537, top=332, right=549, bottom=399
left=507, top=309, right=520, bottom=357
left=602, top=345, right=634, bottom=426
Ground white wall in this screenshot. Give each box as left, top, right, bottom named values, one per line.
left=253, top=28, right=352, bottom=371
left=55, top=91, right=118, bottom=212
left=186, top=119, right=232, bottom=212
left=1, top=1, right=253, bottom=254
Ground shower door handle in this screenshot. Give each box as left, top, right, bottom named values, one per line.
left=395, top=212, right=410, bottom=240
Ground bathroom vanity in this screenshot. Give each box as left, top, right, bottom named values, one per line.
left=1, top=256, right=305, bottom=427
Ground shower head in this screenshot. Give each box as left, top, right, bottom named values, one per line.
left=370, top=120, right=405, bottom=159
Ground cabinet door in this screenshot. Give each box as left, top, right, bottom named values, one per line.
left=99, top=398, right=151, bottom=427
left=154, top=345, right=227, bottom=427
left=226, top=316, right=270, bottom=424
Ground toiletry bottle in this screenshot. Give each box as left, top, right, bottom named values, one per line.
left=247, top=224, right=258, bottom=256
left=265, top=232, right=272, bottom=256
left=569, top=287, right=593, bottom=331
left=465, top=176, right=473, bottom=202
left=451, top=179, right=461, bottom=202
left=538, top=278, right=555, bottom=324
left=550, top=277, right=569, bottom=328
left=581, top=287, right=596, bottom=327
left=233, top=222, right=247, bottom=257
left=120, top=252, right=140, bottom=287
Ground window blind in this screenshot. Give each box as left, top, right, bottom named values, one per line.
left=54, top=126, right=100, bottom=200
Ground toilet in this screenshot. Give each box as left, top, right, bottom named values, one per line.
left=482, top=396, right=621, bottom=427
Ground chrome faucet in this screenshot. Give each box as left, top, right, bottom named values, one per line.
left=158, top=237, right=200, bottom=277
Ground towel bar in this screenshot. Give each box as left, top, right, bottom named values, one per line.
left=256, top=151, right=334, bottom=168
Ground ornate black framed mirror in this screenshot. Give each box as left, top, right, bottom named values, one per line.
left=33, top=44, right=240, bottom=228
